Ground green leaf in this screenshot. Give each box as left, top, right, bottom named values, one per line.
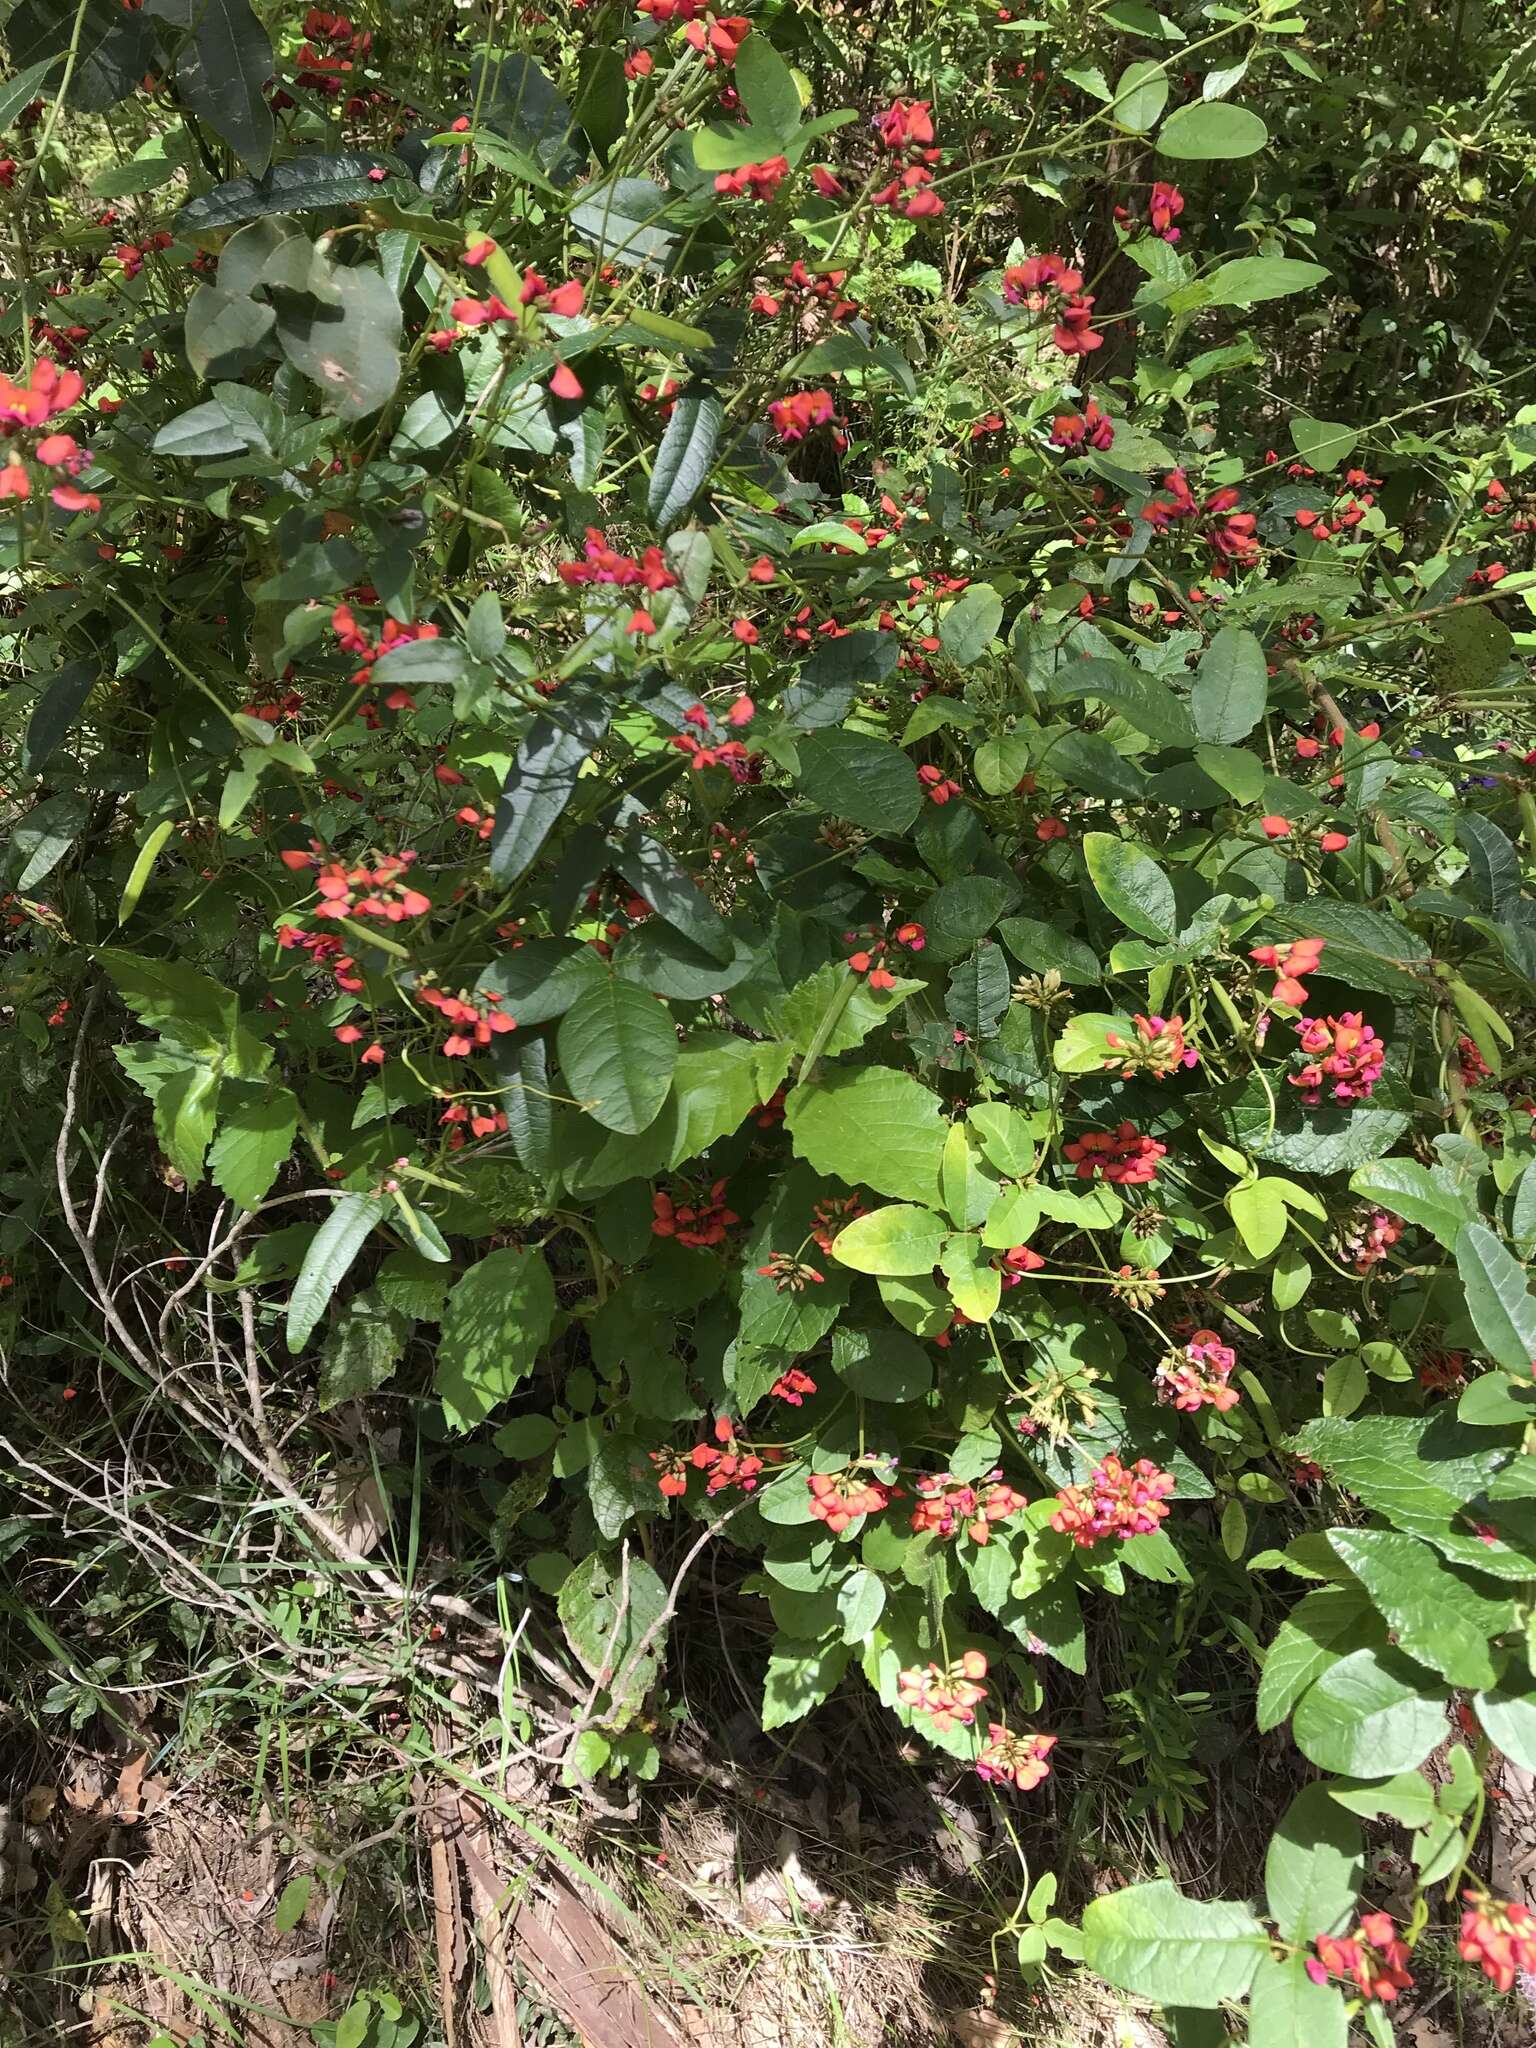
left=785, top=1066, right=948, bottom=1205
left=286, top=1195, right=387, bottom=1353
left=1265, top=1783, right=1363, bottom=1941
left=262, top=238, right=401, bottom=422
left=1051, top=657, right=1196, bottom=745
left=1203, top=256, right=1329, bottom=306
left=22, top=659, right=96, bottom=776
left=830, top=1204, right=948, bottom=1276
left=1157, top=100, right=1269, bottom=159
left=1246, top=1955, right=1346, bottom=2048
left=938, top=584, right=1004, bottom=666
left=436, top=1247, right=558, bottom=1432
left=1081, top=1881, right=1268, bottom=2008
left=1229, top=1179, right=1288, bottom=1259
left=0, top=57, right=59, bottom=131
left=153, top=1063, right=220, bottom=1187
left=1289, top=417, right=1357, bottom=472
left=1474, top=1680, right=1536, bottom=1769
left=831, top=1323, right=933, bottom=1400
left=208, top=1088, right=298, bottom=1209
left=733, top=35, right=802, bottom=142
left=558, top=980, right=678, bottom=1136
left=1349, top=1159, right=1474, bottom=1249
left=274, top=1874, right=311, bottom=1936
left=12, top=792, right=88, bottom=890
left=1456, top=1221, right=1536, bottom=1376
left=568, top=178, right=676, bottom=270
left=1291, top=1647, right=1448, bottom=1776
left=489, top=693, right=611, bottom=885
left=1257, top=1584, right=1376, bottom=1732
left=1328, top=1527, right=1511, bottom=1689
left=1191, top=627, right=1267, bottom=743
left=1083, top=833, right=1177, bottom=941
left=1456, top=813, right=1522, bottom=915
left=837, top=1570, right=886, bottom=1644
left=797, top=731, right=923, bottom=833
left=178, top=153, right=405, bottom=232
left=919, top=875, right=1021, bottom=960
left=318, top=1290, right=411, bottom=1410
left=616, top=833, right=733, bottom=964
left=763, top=1636, right=851, bottom=1731
left=558, top=1553, right=668, bottom=1726
left=1321, top=1354, right=1366, bottom=1418
left=177, top=0, right=274, bottom=175
left=1112, top=59, right=1169, bottom=132
left=573, top=45, right=628, bottom=159
left=1192, top=743, right=1264, bottom=804
left=945, top=945, right=1011, bottom=1039
left=647, top=385, right=723, bottom=530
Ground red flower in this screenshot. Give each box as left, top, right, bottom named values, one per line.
left=1062, top=1122, right=1165, bottom=1186
left=1102, top=1014, right=1197, bottom=1080
left=898, top=1651, right=988, bottom=1730
left=807, top=1470, right=892, bottom=1533
left=651, top=1178, right=739, bottom=1247
left=1457, top=1888, right=1536, bottom=1993
left=767, top=389, right=837, bottom=441
left=975, top=1726, right=1056, bottom=1791
left=1051, top=1454, right=1174, bottom=1546
left=714, top=156, right=789, bottom=201
left=1147, top=181, right=1184, bottom=240
left=770, top=1368, right=817, bottom=1406
left=910, top=1471, right=1027, bottom=1544
left=1306, top=1913, right=1414, bottom=2003
left=873, top=98, right=936, bottom=150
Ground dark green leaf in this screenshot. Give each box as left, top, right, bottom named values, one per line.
left=489, top=694, right=611, bottom=885
left=647, top=385, right=724, bottom=530
left=797, top=731, right=922, bottom=834
left=557, top=980, right=678, bottom=1135
left=178, top=154, right=406, bottom=232
left=22, top=660, right=96, bottom=775
left=176, top=0, right=274, bottom=175
left=286, top=1195, right=387, bottom=1352
left=1191, top=627, right=1267, bottom=743
left=1456, top=1221, right=1536, bottom=1376
left=436, top=1247, right=557, bottom=1432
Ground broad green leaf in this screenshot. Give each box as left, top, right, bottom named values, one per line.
left=1157, top=100, right=1269, bottom=159
left=274, top=1874, right=312, bottom=1936
left=733, top=34, right=802, bottom=141
left=1257, top=1584, right=1375, bottom=1732
left=569, top=178, right=676, bottom=269
left=558, top=979, right=678, bottom=1135
left=938, top=584, right=1003, bottom=666
left=763, top=1636, right=851, bottom=1731
left=1291, top=1647, right=1448, bottom=1776
left=177, top=0, right=274, bottom=175
left=797, top=730, right=922, bottom=833
left=0, top=57, right=58, bottom=131
left=968, top=1102, right=1038, bottom=1178
left=974, top=734, right=1034, bottom=795
left=489, top=692, right=611, bottom=885
left=1474, top=1680, right=1536, bottom=1769
left=1246, top=1955, right=1346, bottom=2048
left=617, top=833, right=733, bottom=964
left=1327, top=1528, right=1511, bottom=1689
left=1321, top=1355, right=1366, bottom=1418
left=1051, top=657, right=1196, bottom=745
left=558, top=1553, right=668, bottom=1726
left=1082, top=833, right=1176, bottom=941
left=940, top=1234, right=1002, bottom=1321
left=837, top=1570, right=886, bottom=1644
left=1081, top=1881, right=1267, bottom=2008
left=945, top=945, right=1011, bottom=1039
left=1456, top=1221, right=1536, bottom=1376
left=647, top=385, right=724, bottom=530
left=208, top=1088, right=298, bottom=1209
left=1349, top=1159, right=1474, bottom=1248
left=178, top=153, right=405, bottom=232
left=1289, top=417, right=1357, bottom=471
left=1191, top=627, right=1267, bottom=743
left=1229, top=1178, right=1288, bottom=1258
left=831, top=1323, right=934, bottom=1400
left=1202, top=256, right=1328, bottom=306
left=1193, top=743, right=1264, bottom=804
left=153, top=1063, right=220, bottom=1187
left=22, top=660, right=96, bottom=776
left=286, top=1195, right=386, bottom=1353
left=1113, top=59, right=1169, bottom=132
left=262, top=238, right=401, bottom=422
left=1265, top=1783, right=1363, bottom=1940
left=436, top=1246, right=558, bottom=1431
left=318, top=1291, right=411, bottom=1410
left=13, top=793, right=88, bottom=889
left=831, top=1204, right=947, bottom=1275
left=785, top=1066, right=948, bottom=1205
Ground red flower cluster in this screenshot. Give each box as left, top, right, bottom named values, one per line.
left=1249, top=935, right=1325, bottom=1008
left=1293, top=468, right=1381, bottom=543
left=1140, top=467, right=1258, bottom=566
left=1306, top=1913, right=1414, bottom=2002
left=1050, top=401, right=1114, bottom=451
left=283, top=846, right=432, bottom=923
left=917, top=762, right=962, bottom=803
left=0, top=359, right=100, bottom=515
left=1102, top=1014, right=1198, bottom=1080
left=870, top=97, right=945, bottom=218
left=996, top=1243, right=1046, bottom=1285
left=452, top=266, right=585, bottom=328
left=807, top=1470, right=893, bottom=1533
left=277, top=924, right=365, bottom=993
left=1342, top=1207, right=1403, bottom=1275
left=1157, top=1328, right=1240, bottom=1414
left=811, top=1193, right=867, bottom=1252
left=651, top=1179, right=739, bottom=1247
left=1457, top=1033, right=1492, bottom=1087
left=652, top=1418, right=771, bottom=1498
left=438, top=1101, right=508, bottom=1147
left=715, top=155, right=789, bottom=201
left=1290, top=1012, right=1386, bottom=1104
left=770, top=1367, right=816, bottom=1405
left=557, top=526, right=678, bottom=593
left=749, top=259, right=858, bottom=324
left=1063, top=1122, right=1165, bottom=1185
left=115, top=230, right=173, bottom=280
left=1051, top=1454, right=1174, bottom=1546
left=639, top=2, right=750, bottom=65
left=767, top=389, right=841, bottom=443
left=975, top=1725, right=1057, bottom=1792
left=1418, top=1348, right=1466, bottom=1392
left=1147, top=180, right=1184, bottom=241
left=419, top=984, right=516, bottom=1058
left=910, top=1470, right=1027, bottom=1545
left=294, top=9, right=371, bottom=94
left=897, top=1650, right=988, bottom=1730
left=845, top=922, right=924, bottom=991
left=1458, top=1889, right=1536, bottom=1993
left=330, top=603, right=441, bottom=710
left=1001, top=254, right=1101, bottom=357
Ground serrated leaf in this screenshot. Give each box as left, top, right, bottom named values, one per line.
left=318, top=1290, right=410, bottom=1410
left=208, top=1089, right=298, bottom=1209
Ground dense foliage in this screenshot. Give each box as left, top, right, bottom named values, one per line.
left=6, top=0, right=1536, bottom=2039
